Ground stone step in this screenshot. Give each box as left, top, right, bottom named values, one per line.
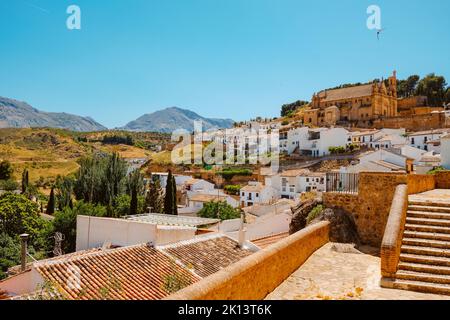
left=405, top=224, right=450, bottom=235
left=398, top=262, right=450, bottom=276
left=403, top=237, right=450, bottom=249
left=406, top=217, right=450, bottom=227
left=400, top=253, right=450, bottom=267
left=407, top=210, right=450, bottom=220
left=387, top=278, right=450, bottom=295
left=403, top=230, right=450, bottom=242
left=408, top=204, right=450, bottom=213
left=396, top=270, right=450, bottom=285
left=401, top=245, right=450, bottom=258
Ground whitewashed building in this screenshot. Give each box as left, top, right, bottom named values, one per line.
left=408, top=129, right=450, bottom=151
left=240, top=182, right=277, bottom=207
left=269, top=169, right=326, bottom=200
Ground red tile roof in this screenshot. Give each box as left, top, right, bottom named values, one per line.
left=34, top=244, right=200, bottom=300
left=251, top=233, right=290, bottom=249
left=159, top=235, right=254, bottom=278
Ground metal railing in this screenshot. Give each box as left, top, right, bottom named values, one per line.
left=326, top=172, right=359, bottom=193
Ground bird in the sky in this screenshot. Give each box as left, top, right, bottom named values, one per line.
left=376, top=28, right=386, bottom=40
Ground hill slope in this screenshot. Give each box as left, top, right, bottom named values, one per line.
left=0, top=97, right=107, bottom=132
left=122, top=107, right=234, bottom=133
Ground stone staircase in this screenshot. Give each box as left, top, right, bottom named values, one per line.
left=390, top=199, right=450, bottom=295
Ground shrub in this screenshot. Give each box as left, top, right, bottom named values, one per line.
left=224, top=185, right=241, bottom=195
left=0, top=179, right=19, bottom=191
left=306, top=205, right=324, bottom=224
left=427, top=166, right=448, bottom=175
left=198, top=201, right=241, bottom=221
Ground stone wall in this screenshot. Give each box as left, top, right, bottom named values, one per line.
left=165, top=221, right=330, bottom=300
left=434, top=171, right=450, bottom=189
left=373, top=112, right=449, bottom=131
left=323, top=172, right=435, bottom=246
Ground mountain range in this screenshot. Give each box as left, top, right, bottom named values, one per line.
left=121, top=107, right=235, bottom=133
left=0, top=97, right=107, bottom=132
left=0, top=97, right=234, bottom=133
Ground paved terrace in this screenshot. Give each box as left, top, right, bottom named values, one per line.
left=266, top=243, right=450, bottom=300
left=409, top=189, right=450, bottom=205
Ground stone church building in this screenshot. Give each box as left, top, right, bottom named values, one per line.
left=304, top=71, right=399, bottom=127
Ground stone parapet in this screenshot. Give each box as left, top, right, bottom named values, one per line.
left=380, top=184, right=408, bottom=278
left=165, top=221, right=330, bottom=300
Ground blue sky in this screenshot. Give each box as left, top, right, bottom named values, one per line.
left=1, top=0, right=449, bottom=128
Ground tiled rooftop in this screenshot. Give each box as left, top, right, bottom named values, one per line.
left=251, top=233, right=290, bottom=249
left=188, top=193, right=229, bottom=203
left=158, top=235, right=255, bottom=278
left=317, top=84, right=373, bottom=102
left=34, top=244, right=201, bottom=300
left=126, top=213, right=220, bottom=227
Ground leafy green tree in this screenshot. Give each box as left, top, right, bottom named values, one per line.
left=416, top=73, right=448, bottom=107
left=104, top=152, right=128, bottom=208
left=0, top=193, right=44, bottom=240
left=397, top=75, right=420, bottom=98
left=46, top=187, right=56, bottom=215
left=164, top=171, right=178, bottom=215
left=52, top=201, right=108, bottom=253
left=74, top=153, right=127, bottom=210
left=281, top=100, right=309, bottom=117
left=113, top=194, right=145, bottom=217
left=74, top=156, right=104, bottom=203
left=55, top=176, right=74, bottom=211
left=0, top=233, right=20, bottom=280
left=145, top=179, right=164, bottom=213
left=198, top=201, right=241, bottom=221
left=0, top=160, right=13, bottom=180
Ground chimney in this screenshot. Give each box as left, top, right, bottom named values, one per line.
left=238, top=212, right=247, bottom=249
left=20, top=234, right=29, bottom=272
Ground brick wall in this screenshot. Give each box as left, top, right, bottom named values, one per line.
left=323, top=172, right=435, bottom=247
left=166, top=221, right=330, bottom=300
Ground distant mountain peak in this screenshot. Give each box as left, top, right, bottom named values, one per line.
left=122, top=107, right=234, bottom=133
left=0, top=96, right=107, bottom=132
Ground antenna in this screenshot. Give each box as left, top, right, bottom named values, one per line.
left=52, top=232, right=65, bottom=257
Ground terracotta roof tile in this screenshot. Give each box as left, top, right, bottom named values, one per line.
left=252, top=233, right=290, bottom=249
left=159, top=235, right=254, bottom=278
left=33, top=244, right=200, bottom=300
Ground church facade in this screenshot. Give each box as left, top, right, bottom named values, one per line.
left=304, top=71, right=398, bottom=127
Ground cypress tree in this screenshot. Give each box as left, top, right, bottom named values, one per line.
left=146, top=179, right=163, bottom=213
left=129, top=187, right=138, bottom=215
left=172, top=175, right=178, bottom=215
left=21, top=169, right=29, bottom=194
left=47, top=187, right=55, bottom=215
left=164, top=170, right=175, bottom=215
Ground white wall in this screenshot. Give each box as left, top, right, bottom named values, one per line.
left=441, top=137, right=450, bottom=169
left=76, top=216, right=158, bottom=251
left=226, top=212, right=292, bottom=241
left=76, top=216, right=196, bottom=251
left=155, top=226, right=196, bottom=246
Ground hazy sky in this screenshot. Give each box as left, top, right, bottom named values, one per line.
left=1, top=0, right=449, bottom=128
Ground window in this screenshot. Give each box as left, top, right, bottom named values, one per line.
left=306, top=178, right=309, bottom=182
left=411, top=137, right=415, bottom=145
left=256, top=193, right=259, bottom=198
